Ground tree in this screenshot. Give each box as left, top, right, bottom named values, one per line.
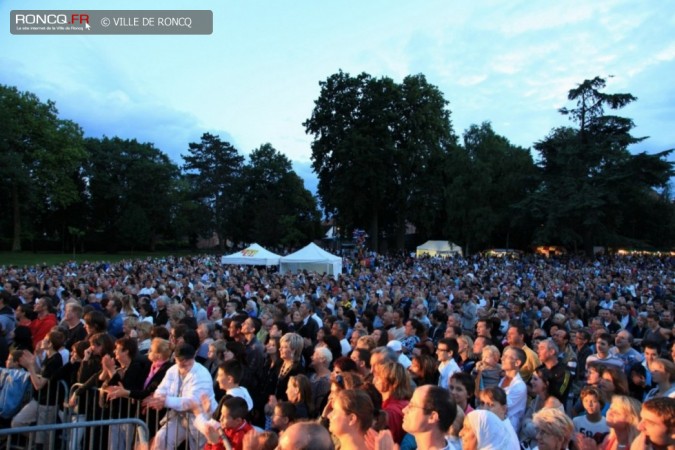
left=387, top=74, right=458, bottom=248
left=527, top=76, right=674, bottom=253
left=0, top=85, right=86, bottom=251
left=304, top=71, right=456, bottom=251
left=237, top=143, right=321, bottom=247
left=444, top=122, right=538, bottom=253
left=182, top=133, right=244, bottom=250
left=304, top=71, right=390, bottom=251
left=85, top=137, right=181, bottom=251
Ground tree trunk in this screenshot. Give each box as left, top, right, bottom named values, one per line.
left=11, top=183, right=22, bottom=251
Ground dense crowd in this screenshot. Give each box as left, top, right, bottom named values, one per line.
left=0, top=252, right=674, bottom=450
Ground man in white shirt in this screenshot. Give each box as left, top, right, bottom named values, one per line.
left=436, top=338, right=461, bottom=389
left=388, top=310, right=406, bottom=341
left=332, top=320, right=351, bottom=356
left=144, top=343, right=216, bottom=450
left=498, top=346, right=528, bottom=433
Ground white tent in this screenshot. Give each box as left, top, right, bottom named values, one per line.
left=220, top=243, right=281, bottom=266
left=280, top=242, right=342, bottom=276
left=416, top=240, right=463, bottom=257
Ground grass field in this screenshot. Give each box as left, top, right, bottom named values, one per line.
left=0, top=250, right=212, bottom=268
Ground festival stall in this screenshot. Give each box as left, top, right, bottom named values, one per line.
left=415, top=240, right=463, bottom=257
left=220, top=243, right=281, bottom=266
left=279, top=242, right=342, bottom=276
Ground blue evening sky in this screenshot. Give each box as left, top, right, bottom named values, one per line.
left=2, top=1, right=674, bottom=193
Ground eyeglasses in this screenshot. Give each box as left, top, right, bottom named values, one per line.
left=437, top=348, right=449, bottom=353
left=407, top=403, right=431, bottom=413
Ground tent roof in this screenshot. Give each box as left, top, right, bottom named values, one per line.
left=221, top=243, right=281, bottom=266
left=416, top=240, right=460, bottom=251
left=281, top=242, right=341, bottom=263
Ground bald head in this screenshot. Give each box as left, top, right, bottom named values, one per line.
left=277, top=422, right=334, bottom=450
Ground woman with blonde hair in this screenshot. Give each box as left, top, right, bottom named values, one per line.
left=356, top=335, right=377, bottom=351
left=120, top=294, right=139, bottom=319
left=267, top=333, right=305, bottom=416
left=372, top=360, right=412, bottom=444
left=577, top=395, right=641, bottom=450
left=532, top=407, right=575, bottom=450
left=457, top=334, right=476, bottom=373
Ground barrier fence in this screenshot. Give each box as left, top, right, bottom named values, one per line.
left=0, top=419, right=150, bottom=450
left=0, top=372, right=209, bottom=450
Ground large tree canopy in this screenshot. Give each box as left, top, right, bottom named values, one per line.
left=526, top=76, right=674, bottom=253
left=444, top=122, right=538, bottom=253
left=236, top=143, right=320, bottom=247
left=85, top=137, right=181, bottom=251
left=1, top=79, right=672, bottom=254
left=0, top=85, right=86, bottom=251
left=304, top=71, right=456, bottom=251
left=182, top=133, right=245, bottom=250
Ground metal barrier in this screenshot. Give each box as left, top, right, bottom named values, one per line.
left=65, top=385, right=204, bottom=449
left=7, top=378, right=70, bottom=450
left=0, top=419, right=150, bottom=450
left=4, top=373, right=213, bottom=450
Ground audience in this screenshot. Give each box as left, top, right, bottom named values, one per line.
left=0, top=251, right=673, bottom=450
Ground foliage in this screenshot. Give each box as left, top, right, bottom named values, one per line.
left=444, top=122, right=538, bottom=253
left=0, top=85, right=86, bottom=251
left=84, top=137, right=181, bottom=251
left=304, top=71, right=456, bottom=250
left=1, top=77, right=672, bottom=255
left=237, top=144, right=321, bottom=247
left=525, top=76, right=674, bottom=253
left=182, top=133, right=245, bottom=249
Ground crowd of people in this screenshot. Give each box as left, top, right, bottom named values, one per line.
left=0, top=251, right=674, bottom=450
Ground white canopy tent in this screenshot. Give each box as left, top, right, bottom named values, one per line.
left=416, top=240, right=463, bottom=257
left=220, top=243, right=281, bottom=266
left=280, top=242, right=342, bottom=276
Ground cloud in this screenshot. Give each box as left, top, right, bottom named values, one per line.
left=496, top=3, right=596, bottom=36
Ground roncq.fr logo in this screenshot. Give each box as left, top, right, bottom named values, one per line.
left=14, top=13, right=90, bottom=26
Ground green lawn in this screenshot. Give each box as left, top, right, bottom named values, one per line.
left=0, top=250, right=212, bottom=268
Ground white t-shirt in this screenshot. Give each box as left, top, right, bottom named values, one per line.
left=227, top=386, right=254, bottom=411
left=573, top=414, right=609, bottom=443
left=438, top=358, right=461, bottom=390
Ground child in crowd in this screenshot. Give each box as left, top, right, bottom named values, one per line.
left=214, top=360, right=254, bottom=414
left=450, top=372, right=476, bottom=415
left=573, top=386, right=610, bottom=445
left=271, top=401, right=296, bottom=435
left=199, top=396, right=253, bottom=450
left=474, top=345, right=502, bottom=392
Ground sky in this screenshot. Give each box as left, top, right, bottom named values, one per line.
left=2, top=1, right=674, bottom=194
